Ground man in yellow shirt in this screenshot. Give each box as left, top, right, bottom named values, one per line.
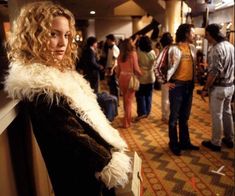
left=166, top=24, right=199, bottom=156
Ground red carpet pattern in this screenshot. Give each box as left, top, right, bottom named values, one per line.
left=110, top=85, right=234, bottom=196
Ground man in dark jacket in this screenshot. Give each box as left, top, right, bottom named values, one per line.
left=80, top=36, right=104, bottom=93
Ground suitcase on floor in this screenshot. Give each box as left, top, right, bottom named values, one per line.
left=97, top=92, right=118, bottom=121
left=115, top=152, right=143, bottom=196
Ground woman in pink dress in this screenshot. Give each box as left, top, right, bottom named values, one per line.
left=116, top=39, right=142, bottom=128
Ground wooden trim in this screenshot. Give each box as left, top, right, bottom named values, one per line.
left=0, top=90, right=19, bottom=135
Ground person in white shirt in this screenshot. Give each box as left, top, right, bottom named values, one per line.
left=105, top=34, right=120, bottom=102
left=159, top=32, right=173, bottom=122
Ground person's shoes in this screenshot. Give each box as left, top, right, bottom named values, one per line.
left=134, top=114, right=147, bottom=122
left=202, top=140, right=221, bottom=152
left=180, top=143, right=200, bottom=150
left=169, top=144, right=181, bottom=156
left=161, top=117, right=169, bottom=123
left=222, top=138, right=234, bottom=148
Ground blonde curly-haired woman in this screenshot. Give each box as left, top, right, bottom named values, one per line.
left=4, top=2, right=131, bottom=195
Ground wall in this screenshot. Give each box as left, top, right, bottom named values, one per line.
left=87, top=19, right=95, bottom=38
left=209, top=6, right=234, bottom=44
left=209, top=6, right=234, bottom=24
left=193, top=6, right=234, bottom=27
left=0, top=131, right=18, bottom=196
left=192, top=6, right=234, bottom=44
left=192, top=15, right=203, bottom=27
left=95, top=17, right=133, bottom=41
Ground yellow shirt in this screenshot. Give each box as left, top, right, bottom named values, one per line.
left=172, top=43, right=193, bottom=81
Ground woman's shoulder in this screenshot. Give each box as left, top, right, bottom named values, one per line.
left=148, top=50, right=157, bottom=58
left=129, top=51, right=137, bottom=57
left=28, top=93, right=76, bottom=119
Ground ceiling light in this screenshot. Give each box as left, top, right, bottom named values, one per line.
left=90, top=11, right=96, bottom=15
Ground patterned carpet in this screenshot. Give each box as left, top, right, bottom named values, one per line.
left=107, top=85, right=235, bottom=196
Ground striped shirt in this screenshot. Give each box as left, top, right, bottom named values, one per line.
left=208, top=41, right=234, bottom=85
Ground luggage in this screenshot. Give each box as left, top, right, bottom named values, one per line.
left=115, top=152, right=143, bottom=196
left=97, top=92, right=118, bottom=121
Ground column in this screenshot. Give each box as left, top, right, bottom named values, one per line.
left=132, top=16, right=142, bottom=34
left=164, top=0, right=182, bottom=37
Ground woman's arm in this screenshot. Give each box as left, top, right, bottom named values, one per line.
left=30, top=95, right=131, bottom=188
left=116, top=58, right=121, bottom=78
left=31, top=96, right=112, bottom=172
left=132, top=51, right=142, bottom=77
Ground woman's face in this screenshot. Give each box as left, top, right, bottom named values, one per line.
left=49, top=16, right=70, bottom=61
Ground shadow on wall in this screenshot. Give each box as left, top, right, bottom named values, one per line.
left=0, top=41, right=9, bottom=90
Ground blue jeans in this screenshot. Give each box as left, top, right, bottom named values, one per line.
left=108, top=73, right=119, bottom=103
left=209, top=85, right=234, bottom=146
left=168, top=82, right=194, bottom=147
left=135, top=83, right=154, bottom=116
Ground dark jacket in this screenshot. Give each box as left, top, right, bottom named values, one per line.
left=27, top=94, right=113, bottom=196
left=80, top=47, right=100, bottom=92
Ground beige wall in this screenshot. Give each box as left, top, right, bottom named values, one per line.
left=30, top=126, right=54, bottom=196
left=209, top=6, right=234, bottom=44
left=193, top=6, right=234, bottom=44
left=193, top=6, right=234, bottom=27
left=0, top=131, right=17, bottom=196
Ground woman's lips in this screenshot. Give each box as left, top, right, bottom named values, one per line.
left=54, top=50, right=65, bottom=55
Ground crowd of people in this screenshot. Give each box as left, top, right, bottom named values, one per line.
left=3, top=1, right=234, bottom=195
left=76, top=24, right=234, bottom=158
left=78, top=23, right=234, bottom=156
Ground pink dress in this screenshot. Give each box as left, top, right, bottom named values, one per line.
left=117, top=51, right=142, bottom=128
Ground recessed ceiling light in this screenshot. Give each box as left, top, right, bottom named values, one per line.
left=90, top=10, right=96, bottom=15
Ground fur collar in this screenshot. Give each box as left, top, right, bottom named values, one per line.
left=4, top=61, right=127, bottom=150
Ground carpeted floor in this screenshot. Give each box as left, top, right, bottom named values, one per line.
left=104, top=84, right=234, bottom=196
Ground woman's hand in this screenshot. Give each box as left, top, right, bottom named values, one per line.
left=200, top=89, right=208, bottom=102
left=165, top=82, right=175, bottom=90
left=199, top=62, right=208, bottom=68
left=99, top=64, right=104, bottom=70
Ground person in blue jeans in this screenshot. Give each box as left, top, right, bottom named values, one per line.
left=136, top=36, right=157, bottom=120
left=166, top=24, right=200, bottom=156
left=105, top=34, right=120, bottom=103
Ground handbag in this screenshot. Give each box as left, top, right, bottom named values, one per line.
left=115, top=152, right=143, bottom=196
left=128, top=74, right=140, bottom=91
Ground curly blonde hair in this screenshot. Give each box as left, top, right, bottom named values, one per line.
left=7, top=1, right=77, bottom=70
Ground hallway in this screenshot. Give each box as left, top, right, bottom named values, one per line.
left=109, top=84, right=234, bottom=195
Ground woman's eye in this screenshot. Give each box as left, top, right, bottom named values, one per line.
left=50, top=32, right=57, bottom=37
left=65, top=34, right=70, bottom=38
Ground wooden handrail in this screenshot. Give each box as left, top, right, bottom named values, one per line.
left=0, top=90, right=19, bottom=135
